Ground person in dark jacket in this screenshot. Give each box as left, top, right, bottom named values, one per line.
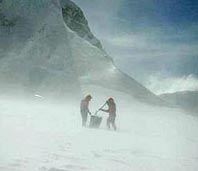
left=100, top=98, right=117, bottom=130
left=80, top=95, right=92, bottom=126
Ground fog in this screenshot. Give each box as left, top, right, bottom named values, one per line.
left=1, top=85, right=198, bottom=171
left=146, top=74, right=198, bottom=95
left=73, top=0, right=198, bottom=94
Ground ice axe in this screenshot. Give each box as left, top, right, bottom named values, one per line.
left=94, top=101, right=107, bottom=115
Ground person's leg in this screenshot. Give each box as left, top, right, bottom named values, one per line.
left=106, top=117, right=110, bottom=129
left=81, top=112, right=87, bottom=127
left=111, top=117, right=117, bottom=131
left=82, top=117, right=86, bottom=126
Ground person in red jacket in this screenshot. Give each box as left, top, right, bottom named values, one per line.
left=100, top=98, right=117, bottom=130
left=80, top=95, right=92, bottom=126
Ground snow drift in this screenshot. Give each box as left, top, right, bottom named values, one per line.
left=0, top=87, right=198, bottom=171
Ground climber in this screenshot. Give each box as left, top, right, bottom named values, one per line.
left=100, top=97, right=117, bottom=130
left=80, top=95, right=92, bottom=126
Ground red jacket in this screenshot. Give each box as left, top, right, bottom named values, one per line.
left=80, top=99, right=90, bottom=114
left=101, top=103, right=116, bottom=117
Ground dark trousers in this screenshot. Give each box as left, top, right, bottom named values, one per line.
left=107, top=116, right=117, bottom=130
left=81, top=111, right=88, bottom=126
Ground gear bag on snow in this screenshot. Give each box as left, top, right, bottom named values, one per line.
left=89, top=102, right=107, bottom=128
left=89, top=115, right=102, bottom=128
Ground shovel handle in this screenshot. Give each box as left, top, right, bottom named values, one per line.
left=94, top=102, right=107, bottom=116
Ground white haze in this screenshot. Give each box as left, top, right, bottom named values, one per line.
left=72, top=0, right=198, bottom=94
left=146, top=74, right=198, bottom=95
left=1, top=85, right=198, bottom=171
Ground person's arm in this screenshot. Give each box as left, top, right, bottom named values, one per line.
left=88, top=109, right=91, bottom=115
left=87, top=101, right=92, bottom=115
left=81, top=100, right=91, bottom=114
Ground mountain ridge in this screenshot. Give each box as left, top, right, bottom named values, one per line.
left=0, top=0, right=165, bottom=105
left=61, top=0, right=103, bottom=49
left=159, top=90, right=198, bottom=113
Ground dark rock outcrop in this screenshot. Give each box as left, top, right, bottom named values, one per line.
left=61, top=0, right=103, bottom=49
left=0, top=2, right=17, bottom=28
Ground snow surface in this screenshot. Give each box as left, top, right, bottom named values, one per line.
left=1, top=86, right=198, bottom=171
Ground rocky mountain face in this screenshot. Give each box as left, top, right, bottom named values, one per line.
left=0, top=0, right=165, bottom=105
left=0, top=2, right=16, bottom=28
left=61, top=0, right=103, bottom=49
left=0, top=13, right=15, bottom=27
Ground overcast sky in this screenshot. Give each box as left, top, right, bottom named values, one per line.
left=73, top=0, right=198, bottom=94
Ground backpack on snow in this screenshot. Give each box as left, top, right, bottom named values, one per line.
left=89, top=115, right=102, bottom=128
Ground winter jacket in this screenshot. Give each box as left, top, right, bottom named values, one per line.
left=101, top=103, right=116, bottom=117
left=80, top=99, right=90, bottom=114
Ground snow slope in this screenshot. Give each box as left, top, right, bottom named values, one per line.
left=0, top=0, right=80, bottom=98
left=0, top=0, right=163, bottom=105
left=0, top=87, right=198, bottom=171
left=159, top=91, right=198, bottom=114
